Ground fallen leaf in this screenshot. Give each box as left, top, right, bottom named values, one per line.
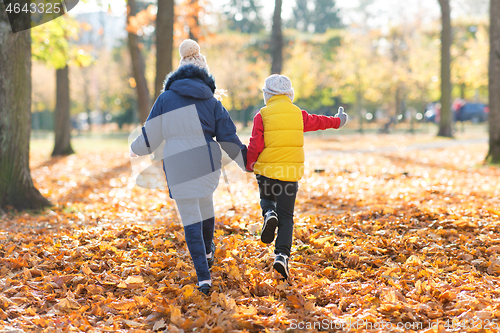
left=56, top=298, right=81, bottom=311
left=82, top=265, right=92, bottom=275
left=153, top=318, right=166, bottom=331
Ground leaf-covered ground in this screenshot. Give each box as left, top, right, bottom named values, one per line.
left=1, top=132, right=500, bottom=332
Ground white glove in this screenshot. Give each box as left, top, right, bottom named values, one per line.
left=334, top=106, right=348, bottom=128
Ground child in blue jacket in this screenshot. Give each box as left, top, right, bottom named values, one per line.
left=130, top=40, right=247, bottom=295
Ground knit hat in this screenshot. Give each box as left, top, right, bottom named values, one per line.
left=262, top=74, right=294, bottom=104
left=178, top=39, right=209, bottom=72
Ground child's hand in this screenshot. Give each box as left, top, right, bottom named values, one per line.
left=129, top=146, right=139, bottom=158
left=334, top=106, right=348, bottom=128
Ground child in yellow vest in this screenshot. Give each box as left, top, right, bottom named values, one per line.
left=246, top=74, right=348, bottom=280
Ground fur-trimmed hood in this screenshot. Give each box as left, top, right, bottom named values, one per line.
left=163, top=65, right=216, bottom=100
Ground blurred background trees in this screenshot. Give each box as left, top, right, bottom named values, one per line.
left=126, top=0, right=152, bottom=123
left=1, top=0, right=497, bottom=214
left=155, top=0, right=174, bottom=100
left=27, top=0, right=491, bottom=137
left=291, top=0, right=342, bottom=33
left=223, top=0, right=264, bottom=33
left=32, top=16, right=92, bottom=155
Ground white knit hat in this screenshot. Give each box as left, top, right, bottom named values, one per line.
left=178, top=39, right=209, bottom=72
left=262, top=74, right=294, bottom=104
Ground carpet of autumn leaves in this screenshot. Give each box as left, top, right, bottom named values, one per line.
left=1, top=132, right=500, bottom=333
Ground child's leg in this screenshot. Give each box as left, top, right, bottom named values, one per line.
left=256, top=175, right=276, bottom=215
left=199, top=195, right=215, bottom=255
left=175, top=198, right=211, bottom=284
left=274, top=181, right=298, bottom=257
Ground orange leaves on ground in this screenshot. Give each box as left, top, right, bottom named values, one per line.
left=487, top=208, right=500, bottom=217
left=1, top=134, right=500, bottom=332
left=287, top=294, right=304, bottom=309
left=169, top=305, right=183, bottom=326
left=81, top=265, right=92, bottom=275
left=108, top=299, right=136, bottom=311
left=56, top=297, right=81, bottom=312
left=124, top=275, right=144, bottom=285
left=0, top=258, right=29, bottom=269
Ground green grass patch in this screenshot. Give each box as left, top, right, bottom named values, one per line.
left=30, top=136, right=129, bottom=155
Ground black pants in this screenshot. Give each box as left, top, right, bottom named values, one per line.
left=256, top=175, right=298, bottom=257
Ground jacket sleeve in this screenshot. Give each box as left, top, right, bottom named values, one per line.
left=246, top=112, right=264, bottom=172
left=214, top=101, right=248, bottom=170
left=302, top=110, right=341, bottom=132
left=130, top=98, right=164, bottom=156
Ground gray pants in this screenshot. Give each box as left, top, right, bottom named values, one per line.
left=175, top=194, right=215, bottom=283
left=175, top=195, right=214, bottom=226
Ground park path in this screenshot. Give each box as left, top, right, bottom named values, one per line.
left=306, top=137, right=487, bottom=157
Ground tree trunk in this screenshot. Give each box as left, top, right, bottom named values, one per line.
left=271, top=0, right=283, bottom=74
left=0, top=12, right=51, bottom=211
left=487, top=0, right=500, bottom=164
left=395, top=85, right=402, bottom=119
left=437, top=0, right=453, bottom=137
left=356, top=90, right=363, bottom=134
left=155, top=0, right=174, bottom=100
left=52, top=66, right=74, bottom=156
left=128, top=0, right=151, bottom=123
left=83, top=67, right=91, bottom=130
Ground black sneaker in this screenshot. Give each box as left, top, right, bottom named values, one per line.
left=273, top=253, right=290, bottom=280
left=261, top=211, right=279, bottom=244
left=207, top=241, right=216, bottom=269
left=197, top=283, right=211, bottom=295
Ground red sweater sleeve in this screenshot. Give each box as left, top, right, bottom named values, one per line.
left=246, top=112, right=264, bottom=171
left=302, top=110, right=340, bottom=132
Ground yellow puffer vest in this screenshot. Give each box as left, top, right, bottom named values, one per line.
left=254, top=95, right=304, bottom=182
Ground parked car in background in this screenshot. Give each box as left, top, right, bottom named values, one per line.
left=455, top=102, right=489, bottom=123
left=424, top=102, right=440, bottom=123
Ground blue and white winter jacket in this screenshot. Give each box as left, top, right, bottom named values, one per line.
left=130, top=65, right=247, bottom=199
